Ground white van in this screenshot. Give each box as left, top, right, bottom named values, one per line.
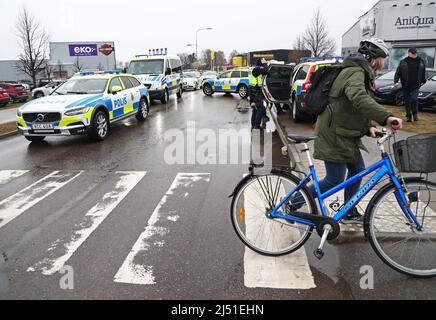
left=128, top=54, right=183, bottom=104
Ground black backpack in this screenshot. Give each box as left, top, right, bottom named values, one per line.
left=302, top=64, right=343, bottom=116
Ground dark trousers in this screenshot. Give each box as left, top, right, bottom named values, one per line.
left=292, top=152, right=366, bottom=215
left=403, top=88, right=420, bottom=120
left=251, top=102, right=266, bottom=129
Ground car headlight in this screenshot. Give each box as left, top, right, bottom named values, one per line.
left=17, top=109, right=22, bottom=117
left=64, top=106, right=90, bottom=116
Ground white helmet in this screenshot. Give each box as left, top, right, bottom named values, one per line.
left=359, top=38, right=389, bottom=59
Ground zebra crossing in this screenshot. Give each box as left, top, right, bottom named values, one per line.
left=0, top=169, right=316, bottom=291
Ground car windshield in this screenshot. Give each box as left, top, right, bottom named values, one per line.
left=183, top=73, right=197, bottom=78
left=128, top=60, right=164, bottom=75
left=52, top=79, right=108, bottom=95
left=377, top=71, right=395, bottom=81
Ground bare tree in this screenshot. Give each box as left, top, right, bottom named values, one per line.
left=15, top=7, right=49, bottom=87
left=73, top=57, right=84, bottom=72
left=301, top=9, right=336, bottom=57
left=292, top=35, right=307, bottom=51
left=201, top=49, right=227, bottom=70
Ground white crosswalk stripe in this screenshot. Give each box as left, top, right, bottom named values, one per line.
left=243, top=177, right=316, bottom=290
left=114, top=173, right=211, bottom=285
left=0, top=170, right=29, bottom=185
left=0, top=171, right=83, bottom=230
left=28, top=171, right=146, bottom=275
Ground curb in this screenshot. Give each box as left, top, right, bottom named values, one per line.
left=0, top=129, right=18, bottom=140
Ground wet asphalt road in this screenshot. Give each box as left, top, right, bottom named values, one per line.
left=0, top=90, right=436, bottom=300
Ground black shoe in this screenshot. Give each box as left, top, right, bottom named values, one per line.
left=342, top=211, right=364, bottom=225
left=407, top=118, right=412, bottom=123
left=413, top=116, right=419, bottom=122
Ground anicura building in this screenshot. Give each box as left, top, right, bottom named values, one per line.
left=342, top=0, right=436, bottom=70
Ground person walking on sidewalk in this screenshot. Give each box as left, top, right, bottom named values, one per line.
left=394, top=48, right=427, bottom=122
left=249, top=58, right=270, bottom=130
left=289, top=39, right=403, bottom=225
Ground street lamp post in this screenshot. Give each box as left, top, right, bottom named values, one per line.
left=195, top=28, right=213, bottom=60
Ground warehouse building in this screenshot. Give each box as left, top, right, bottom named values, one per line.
left=248, top=49, right=312, bottom=65
left=342, top=0, right=436, bottom=70
left=48, top=41, right=116, bottom=78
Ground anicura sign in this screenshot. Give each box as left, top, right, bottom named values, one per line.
left=395, top=16, right=435, bottom=29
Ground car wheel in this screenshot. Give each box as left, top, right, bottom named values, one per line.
left=395, top=91, right=405, bottom=106
left=177, top=85, right=183, bottom=98
left=136, top=98, right=149, bottom=121
left=89, top=110, right=109, bottom=141
left=160, top=89, right=169, bottom=104
left=25, top=136, right=46, bottom=143
left=238, top=85, right=248, bottom=99
left=292, top=99, right=304, bottom=123
left=203, top=83, right=213, bottom=96
left=34, top=92, right=44, bottom=99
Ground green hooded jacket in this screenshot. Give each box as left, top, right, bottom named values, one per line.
left=313, top=54, right=393, bottom=164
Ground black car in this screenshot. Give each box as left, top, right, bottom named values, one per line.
left=374, top=71, right=404, bottom=106
left=419, top=75, right=436, bottom=109
left=374, top=69, right=436, bottom=106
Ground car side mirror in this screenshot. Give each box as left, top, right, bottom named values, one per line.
left=123, top=67, right=128, bottom=74
left=165, top=68, right=171, bottom=76
left=111, top=85, right=122, bottom=94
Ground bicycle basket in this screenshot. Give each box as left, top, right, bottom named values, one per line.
left=393, top=133, right=436, bottom=173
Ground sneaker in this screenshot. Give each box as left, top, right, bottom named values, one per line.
left=342, top=211, right=364, bottom=225
left=407, top=118, right=412, bottom=123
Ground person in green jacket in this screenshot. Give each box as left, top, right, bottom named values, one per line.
left=292, top=39, right=403, bottom=224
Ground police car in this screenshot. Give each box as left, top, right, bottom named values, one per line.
left=128, top=52, right=183, bottom=104
left=290, top=57, right=342, bottom=123
left=181, top=72, right=199, bottom=91
left=16, top=71, right=150, bottom=143
left=202, top=68, right=251, bottom=99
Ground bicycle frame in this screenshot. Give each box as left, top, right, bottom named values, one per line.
left=270, top=153, right=423, bottom=230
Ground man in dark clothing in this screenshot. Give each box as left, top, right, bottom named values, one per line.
left=394, top=48, right=427, bottom=122
left=249, top=58, right=270, bottom=129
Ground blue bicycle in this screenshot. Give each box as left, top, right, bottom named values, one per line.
left=231, top=129, right=436, bottom=278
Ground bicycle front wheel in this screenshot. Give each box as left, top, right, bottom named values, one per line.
left=365, top=178, right=436, bottom=278
left=231, top=170, right=317, bottom=257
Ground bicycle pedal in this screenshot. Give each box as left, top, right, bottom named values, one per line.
left=314, top=249, right=325, bottom=260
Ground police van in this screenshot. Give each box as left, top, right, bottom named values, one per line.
left=16, top=71, right=150, bottom=142
left=128, top=52, right=183, bottom=104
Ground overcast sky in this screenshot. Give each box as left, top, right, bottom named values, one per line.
left=0, top=0, right=379, bottom=62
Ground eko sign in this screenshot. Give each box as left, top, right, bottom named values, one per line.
left=69, top=44, right=98, bottom=57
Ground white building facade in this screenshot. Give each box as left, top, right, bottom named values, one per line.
left=342, top=0, right=436, bottom=70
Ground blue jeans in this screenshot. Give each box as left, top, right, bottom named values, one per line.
left=403, top=88, right=419, bottom=120
left=292, top=152, right=366, bottom=215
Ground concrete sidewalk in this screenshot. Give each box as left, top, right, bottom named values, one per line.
left=0, top=106, right=18, bottom=125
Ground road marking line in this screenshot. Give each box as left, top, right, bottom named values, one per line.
left=114, top=173, right=211, bottom=285
left=0, top=170, right=29, bottom=185
left=243, top=177, right=316, bottom=289
left=28, top=171, right=146, bottom=276
left=0, top=171, right=83, bottom=230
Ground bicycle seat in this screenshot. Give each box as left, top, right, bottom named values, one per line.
left=287, top=135, right=319, bottom=144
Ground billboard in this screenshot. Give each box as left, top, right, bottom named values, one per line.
left=68, top=44, right=98, bottom=57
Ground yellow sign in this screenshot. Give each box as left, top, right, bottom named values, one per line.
left=211, top=50, right=215, bottom=60
left=253, top=54, right=274, bottom=59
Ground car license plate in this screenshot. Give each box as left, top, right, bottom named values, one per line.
left=33, top=123, right=54, bottom=130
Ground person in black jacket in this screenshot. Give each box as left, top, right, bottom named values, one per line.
left=394, top=48, right=427, bottom=122
left=249, top=58, right=270, bottom=129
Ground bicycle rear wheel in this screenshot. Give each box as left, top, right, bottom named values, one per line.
left=231, top=170, right=317, bottom=257
left=365, top=178, right=436, bottom=278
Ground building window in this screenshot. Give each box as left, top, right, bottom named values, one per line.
left=389, top=47, right=436, bottom=70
